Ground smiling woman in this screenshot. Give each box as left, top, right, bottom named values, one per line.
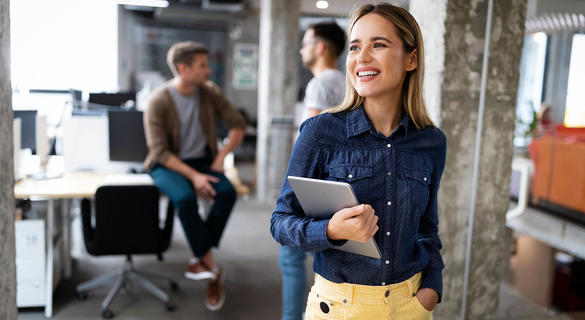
left=271, top=2, right=446, bottom=320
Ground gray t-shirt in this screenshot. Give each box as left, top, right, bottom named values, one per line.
left=168, top=84, right=208, bottom=160
left=302, top=69, right=345, bottom=121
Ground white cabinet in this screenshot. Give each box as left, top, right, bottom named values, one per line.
left=15, top=220, right=46, bottom=307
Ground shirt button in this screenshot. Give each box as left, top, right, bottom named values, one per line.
left=386, top=231, right=390, bottom=236
left=381, top=282, right=386, bottom=285
left=387, top=201, right=392, bottom=206
left=348, top=174, right=353, bottom=179
left=385, top=260, right=390, bottom=265
left=386, top=171, right=391, bottom=176
left=386, top=143, right=391, bottom=148
left=423, top=177, right=427, bottom=181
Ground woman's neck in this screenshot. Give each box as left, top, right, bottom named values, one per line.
left=363, top=94, right=402, bottom=137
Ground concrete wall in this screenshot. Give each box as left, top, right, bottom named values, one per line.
left=0, top=0, right=18, bottom=318
left=412, top=0, right=526, bottom=318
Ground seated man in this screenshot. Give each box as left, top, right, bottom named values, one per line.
left=143, top=41, right=246, bottom=311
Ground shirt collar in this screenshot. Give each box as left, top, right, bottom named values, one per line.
left=346, top=105, right=411, bottom=138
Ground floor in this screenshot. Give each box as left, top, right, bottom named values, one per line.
left=16, top=161, right=585, bottom=320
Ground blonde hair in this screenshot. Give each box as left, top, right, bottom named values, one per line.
left=326, top=3, right=434, bottom=129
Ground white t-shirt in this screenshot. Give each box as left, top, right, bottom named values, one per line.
left=302, top=69, right=346, bottom=121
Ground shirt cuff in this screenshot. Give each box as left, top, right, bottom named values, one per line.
left=306, top=219, right=347, bottom=251
left=419, top=268, right=443, bottom=303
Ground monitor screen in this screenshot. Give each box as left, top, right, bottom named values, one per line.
left=108, top=111, right=148, bottom=162
left=13, top=110, right=37, bottom=154
left=89, top=92, right=136, bottom=107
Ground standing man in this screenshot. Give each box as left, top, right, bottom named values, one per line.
left=144, top=41, right=246, bottom=311
left=279, top=22, right=346, bottom=320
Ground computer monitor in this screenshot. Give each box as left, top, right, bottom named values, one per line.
left=108, top=110, right=148, bottom=162
left=13, top=110, right=37, bottom=154
left=89, top=92, right=136, bottom=107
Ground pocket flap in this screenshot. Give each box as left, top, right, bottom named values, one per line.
left=329, top=165, right=373, bottom=182
left=404, top=169, right=431, bottom=185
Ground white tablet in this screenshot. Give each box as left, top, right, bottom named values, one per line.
left=287, top=176, right=381, bottom=259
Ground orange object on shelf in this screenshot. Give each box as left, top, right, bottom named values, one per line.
left=530, top=128, right=585, bottom=214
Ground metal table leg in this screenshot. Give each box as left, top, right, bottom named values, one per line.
left=45, top=199, right=54, bottom=318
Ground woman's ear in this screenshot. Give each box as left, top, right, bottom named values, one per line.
left=406, top=49, right=418, bottom=71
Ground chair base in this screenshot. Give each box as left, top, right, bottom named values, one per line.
left=76, top=258, right=177, bottom=318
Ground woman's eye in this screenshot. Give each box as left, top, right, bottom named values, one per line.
left=349, top=45, right=359, bottom=51
left=373, top=42, right=387, bottom=48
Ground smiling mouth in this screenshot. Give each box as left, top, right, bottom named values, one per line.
left=357, top=70, right=380, bottom=77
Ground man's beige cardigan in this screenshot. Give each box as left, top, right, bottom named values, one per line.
left=143, top=80, right=246, bottom=171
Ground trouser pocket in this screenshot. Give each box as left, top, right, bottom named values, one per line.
left=305, top=289, right=343, bottom=320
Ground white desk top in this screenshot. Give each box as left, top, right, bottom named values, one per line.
left=15, top=156, right=152, bottom=199
left=15, top=172, right=153, bottom=199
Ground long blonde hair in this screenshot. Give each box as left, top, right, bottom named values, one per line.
left=326, top=3, right=434, bottom=129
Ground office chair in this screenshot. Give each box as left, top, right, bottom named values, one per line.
left=76, top=185, right=177, bottom=319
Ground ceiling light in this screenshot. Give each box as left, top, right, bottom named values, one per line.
left=316, top=0, right=329, bottom=9
left=117, top=0, right=169, bottom=8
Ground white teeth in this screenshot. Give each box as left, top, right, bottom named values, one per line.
left=358, top=71, right=380, bottom=77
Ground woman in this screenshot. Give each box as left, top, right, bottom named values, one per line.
left=270, top=3, right=446, bottom=319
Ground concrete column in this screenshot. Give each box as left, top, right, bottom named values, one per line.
left=0, top=0, right=18, bottom=318
left=411, top=0, right=526, bottom=318
left=256, top=0, right=299, bottom=202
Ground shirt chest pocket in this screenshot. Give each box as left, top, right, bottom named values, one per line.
left=328, top=165, right=373, bottom=195
left=403, top=169, right=431, bottom=215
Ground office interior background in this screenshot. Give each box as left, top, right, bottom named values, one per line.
left=1, top=0, right=585, bottom=319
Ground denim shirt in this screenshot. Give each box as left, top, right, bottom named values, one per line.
left=270, top=105, right=447, bottom=300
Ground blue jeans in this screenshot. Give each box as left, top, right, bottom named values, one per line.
left=279, top=245, right=307, bottom=320
left=150, top=158, right=236, bottom=258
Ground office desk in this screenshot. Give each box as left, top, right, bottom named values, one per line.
left=15, top=171, right=153, bottom=318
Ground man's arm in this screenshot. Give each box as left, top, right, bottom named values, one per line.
left=164, top=154, right=219, bottom=201
left=210, top=128, right=245, bottom=173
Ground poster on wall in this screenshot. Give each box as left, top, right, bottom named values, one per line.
left=233, top=43, right=258, bottom=90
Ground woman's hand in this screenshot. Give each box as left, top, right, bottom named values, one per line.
left=326, top=204, right=378, bottom=242
left=415, top=288, right=439, bottom=311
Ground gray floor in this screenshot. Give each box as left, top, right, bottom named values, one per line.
left=16, top=162, right=585, bottom=319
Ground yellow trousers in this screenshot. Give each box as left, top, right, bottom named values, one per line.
left=305, top=273, right=433, bottom=320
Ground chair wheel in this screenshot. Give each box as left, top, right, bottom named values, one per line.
left=170, top=281, right=179, bottom=292
left=166, top=303, right=177, bottom=311
left=76, top=291, right=88, bottom=300
left=102, top=309, right=114, bottom=319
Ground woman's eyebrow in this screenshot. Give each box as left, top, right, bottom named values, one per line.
left=371, top=36, right=392, bottom=43
left=349, top=37, right=392, bottom=44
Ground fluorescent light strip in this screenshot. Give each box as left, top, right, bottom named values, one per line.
left=117, top=0, right=169, bottom=8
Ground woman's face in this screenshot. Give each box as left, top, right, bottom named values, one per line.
left=347, top=13, right=417, bottom=101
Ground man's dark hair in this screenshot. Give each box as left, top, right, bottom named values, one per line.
left=167, top=41, right=209, bottom=76
left=309, top=22, right=346, bottom=58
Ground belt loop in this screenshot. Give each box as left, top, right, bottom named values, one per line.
left=406, top=276, right=414, bottom=296
left=345, top=283, right=353, bottom=305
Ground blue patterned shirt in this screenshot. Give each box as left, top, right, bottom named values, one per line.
left=270, top=105, right=446, bottom=300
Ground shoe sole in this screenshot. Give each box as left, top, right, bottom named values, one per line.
left=184, top=271, right=216, bottom=281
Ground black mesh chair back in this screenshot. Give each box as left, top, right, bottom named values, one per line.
left=81, top=185, right=173, bottom=257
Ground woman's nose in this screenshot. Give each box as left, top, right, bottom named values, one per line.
left=357, top=47, right=373, bottom=63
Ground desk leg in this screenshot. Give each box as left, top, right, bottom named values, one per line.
left=45, top=199, right=54, bottom=318
left=62, top=199, right=72, bottom=279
